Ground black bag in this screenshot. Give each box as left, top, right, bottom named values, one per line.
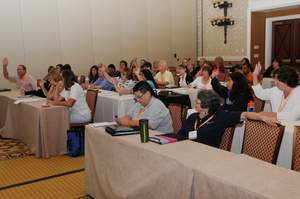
left=67, top=128, right=84, bottom=157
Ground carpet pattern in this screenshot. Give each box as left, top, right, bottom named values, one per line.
left=0, top=171, right=86, bottom=199
left=0, top=138, right=31, bottom=160
left=0, top=155, right=84, bottom=189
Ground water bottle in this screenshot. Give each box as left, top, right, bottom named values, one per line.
left=247, top=100, right=255, bottom=112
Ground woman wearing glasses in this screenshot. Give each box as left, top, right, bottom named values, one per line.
left=116, top=81, right=173, bottom=133
left=178, top=90, right=278, bottom=148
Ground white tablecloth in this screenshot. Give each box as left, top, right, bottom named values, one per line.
left=94, top=90, right=135, bottom=122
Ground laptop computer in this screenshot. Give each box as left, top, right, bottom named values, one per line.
left=105, top=125, right=140, bottom=136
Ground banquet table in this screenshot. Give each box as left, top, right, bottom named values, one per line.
left=94, top=90, right=135, bottom=122
left=161, top=87, right=198, bottom=108
left=85, top=125, right=300, bottom=199
left=0, top=91, right=69, bottom=158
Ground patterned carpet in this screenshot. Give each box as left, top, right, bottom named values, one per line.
left=0, top=138, right=32, bottom=160
left=0, top=138, right=88, bottom=198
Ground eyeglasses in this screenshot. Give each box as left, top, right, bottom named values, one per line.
left=134, top=92, right=145, bottom=100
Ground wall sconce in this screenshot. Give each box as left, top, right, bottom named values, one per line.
left=211, top=1, right=234, bottom=44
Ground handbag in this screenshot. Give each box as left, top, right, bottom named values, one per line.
left=67, top=128, right=84, bottom=157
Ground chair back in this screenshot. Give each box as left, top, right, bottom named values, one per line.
left=253, top=95, right=265, bottom=112
left=168, top=103, right=188, bottom=133
left=292, top=126, right=300, bottom=172
left=219, top=127, right=236, bottom=151
left=86, top=89, right=98, bottom=123
left=242, top=119, right=284, bottom=164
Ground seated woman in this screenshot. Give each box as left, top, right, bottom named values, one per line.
left=189, top=66, right=213, bottom=90
left=264, top=58, right=281, bottom=78
left=116, top=81, right=173, bottom=133
left=178, top=90, right=278, bottom=148
left=240, top=59, right=253, bottom=84
left=40, top=68, right=64, bottom=101
left=49, top=70, right=91, bottom=124
left=114, top=71, right=136, bottom=94
left=252, top=63, right=300, bottom=121
left=211, top=71, right=253, bottom=111
left=135, top=69, right=158, bottom=94
left=92, top=65, right=114, bottom=91
left=177, top=64, right=193, bottom=87
left=88, top=65, right=99, bottom=84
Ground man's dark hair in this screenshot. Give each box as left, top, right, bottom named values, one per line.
left=61, top=64, right=72, bottom=71
left=133, top=81, right=156, bottom=97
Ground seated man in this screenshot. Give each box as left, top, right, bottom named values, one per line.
left=154, top=60, right=175, bottom=87
left=116, top=81, right=173, bottom=133
left=252, top=63, right=300, bottom=121
left=2, top=57, right=36, bottom=93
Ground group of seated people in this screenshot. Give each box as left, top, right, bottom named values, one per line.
left=2, top=56, right=300, bottom=149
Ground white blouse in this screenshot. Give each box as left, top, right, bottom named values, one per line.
left=252, top=84, right=300, bottom=121
left=189, top=76, right=212, bottom=90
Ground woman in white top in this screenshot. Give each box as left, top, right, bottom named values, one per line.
left=189, top=66, right=213, bottom=90
left=252, top=63, right=300, bottom=121
left=49, top=70, right=91, bottom=123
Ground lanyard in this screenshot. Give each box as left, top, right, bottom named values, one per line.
left=194, top=114, right=215, bottom=130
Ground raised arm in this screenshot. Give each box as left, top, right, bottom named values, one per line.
left=2, top=57, right=9, bottom=79
left=253, top=62, right=262, bottom=86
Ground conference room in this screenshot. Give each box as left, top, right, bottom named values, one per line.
left=1, top=0, right=300, bottom=198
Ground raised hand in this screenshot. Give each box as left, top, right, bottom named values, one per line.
left=2, top=57, right=8, bottom=67
left=253, top=62, right=262, bottom=77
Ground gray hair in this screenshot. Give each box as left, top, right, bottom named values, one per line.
left=197, top=90, right=221, bottom=115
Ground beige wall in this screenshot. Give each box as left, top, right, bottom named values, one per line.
left=0, top=0, right=196, bottom=89
left=198, top=0, right=248, bottom=60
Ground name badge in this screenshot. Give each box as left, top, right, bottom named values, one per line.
left=188, top=131, right=197, bottom=140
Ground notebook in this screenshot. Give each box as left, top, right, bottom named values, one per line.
left=149, top=133, right=186, bottom=145
left=105, top=125, right=139, bottom=136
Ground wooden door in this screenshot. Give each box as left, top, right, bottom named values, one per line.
left=272, top=18, right=300, bottom=67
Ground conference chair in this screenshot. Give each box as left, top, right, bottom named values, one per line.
left=219, top=127, right=236, bottom=151
left=292, top=126, right=300, bottom=172
left=242, top=119, right=284, bottom=164
left=168, top=103, right=188, bottom=133
left=253, top=95, right=265, bottom=112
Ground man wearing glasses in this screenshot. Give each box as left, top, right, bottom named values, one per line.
left=116, top=81, right=173, bottom=133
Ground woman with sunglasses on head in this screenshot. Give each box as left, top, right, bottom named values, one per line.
left=178, top=90, right=278, bottom=148
left=116, top=81, right=173, bottom=133
left=49, top=70, right=91, bottom=124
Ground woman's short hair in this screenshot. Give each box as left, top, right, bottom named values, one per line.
left=62, top=70, right=76, bottom=90
left=120, top=60, right=128, bottom=68
left=277, top=65, right=299, bottom=88
left=133, top=81, right=156, bottom=97
left=197, top=90, right=221, bottom=115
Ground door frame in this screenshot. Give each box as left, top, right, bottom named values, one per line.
left=265, top=14, right=300, bottom=68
